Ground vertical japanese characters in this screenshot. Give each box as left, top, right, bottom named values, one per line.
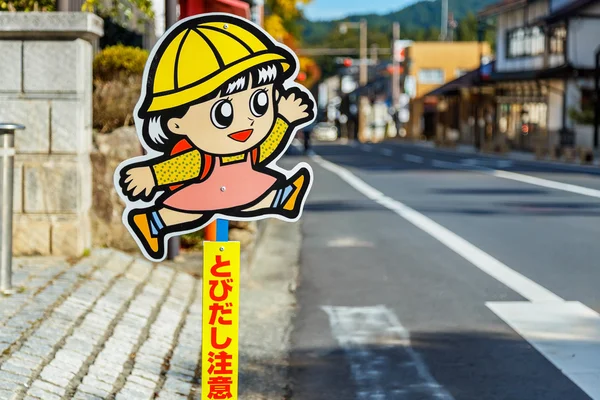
left=202, top=242, right=240, bottom=399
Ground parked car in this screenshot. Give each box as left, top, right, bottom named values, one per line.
left=312, top=122, right=338, bottom=142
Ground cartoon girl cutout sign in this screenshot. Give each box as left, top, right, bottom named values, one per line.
left=114, top=13, right=315, bottom=262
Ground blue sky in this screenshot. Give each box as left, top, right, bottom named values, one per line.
left=301, top=0, right=419, bottom=20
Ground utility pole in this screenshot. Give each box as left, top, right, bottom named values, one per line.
left=392, top=22, right=400, bottom=119
left=250, top=0, right=264, bottom=25
left=56, top=0, right=68, bottom=11
left=339, top=19, right=368, bottom=142
left=165, top=0, right=177, bottom=30
left=370, top=44, right=379, bottom=63
left=359, top=19, right=368, bottom=85
left=440, top=0, right=448, bottom=41
left=595, top=47, right=600, bottom=149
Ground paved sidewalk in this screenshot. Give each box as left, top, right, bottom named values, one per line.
left=0, top=220, right=300, bottom=400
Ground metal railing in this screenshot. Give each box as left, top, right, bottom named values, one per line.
left=1, top=123, right=25, bottom=294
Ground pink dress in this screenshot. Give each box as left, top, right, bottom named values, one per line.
left=162, top=156, right=277, bottom=212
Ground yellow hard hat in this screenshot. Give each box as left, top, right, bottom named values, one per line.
left=143, top=16, right=294, bottom=113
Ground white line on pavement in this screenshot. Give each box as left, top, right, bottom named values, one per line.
left=322, top=305, right=455, bottom=400
left=432, top=158, right=600, bottom=199
left=313, top=153, right=600, bottom=398
left=312, top=154, right=563, bottom=303
left=361, top=145, right=372, bottom=152
left=403, top=154, right=424, bottom=164
left=487, top=301, right=600, bottom=400
left=380, top=148, right=393, bottom=157
left=488, top=169, right=600, bottom=199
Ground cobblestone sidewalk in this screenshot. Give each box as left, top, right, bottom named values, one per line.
left=0, top=249, right=203, bottom=400
left=0, top=219, right=300, bottom=400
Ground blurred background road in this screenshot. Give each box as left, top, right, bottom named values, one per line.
left=286, top=141, right=600, bottom=400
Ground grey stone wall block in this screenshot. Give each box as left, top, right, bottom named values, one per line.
left=1, top=12, right=103, bottom=257
left=51, top=100, right=88, bottom=153
left=0, top=12, right=104, bottom=41
left=12, top=214, right=51, bottom=256
left=24, top=160, right=81, bottom=213
left=0, top=41, right=22, bottom=92
left=0, top=100, right=50, bottom=153
left=24, top=40, right=89, bottom=94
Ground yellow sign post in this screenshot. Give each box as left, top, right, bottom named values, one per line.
left=202, top=241, right=240, bottom=399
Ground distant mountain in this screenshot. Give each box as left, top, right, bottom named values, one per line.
left=300, top=0, right=498, bottom=45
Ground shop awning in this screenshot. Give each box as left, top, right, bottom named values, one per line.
left=424, top=62, right=494, bottom=97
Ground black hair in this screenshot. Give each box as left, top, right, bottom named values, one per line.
left=142, top=62, right=284, bottom=151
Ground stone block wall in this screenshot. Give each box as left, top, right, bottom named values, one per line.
left=0, top=12, right=103, bottom=256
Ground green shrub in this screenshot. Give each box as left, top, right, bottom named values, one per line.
left=181, top=231, right=205, bottom=251
left=93, top=45, right=148, bottom=82
left=93, top=45, right=148, bottom=132
left=568, top=106, right=594, bottom=126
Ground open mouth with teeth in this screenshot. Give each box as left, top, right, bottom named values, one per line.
left=228, top=129, right=254, bottom=142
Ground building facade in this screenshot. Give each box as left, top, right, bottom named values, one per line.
left=403, top=41, right=492, bottom=139
left=481, top=0, right=600, bottom=150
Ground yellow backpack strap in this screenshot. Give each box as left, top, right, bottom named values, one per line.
left=152, top=149, right=202, bottom=185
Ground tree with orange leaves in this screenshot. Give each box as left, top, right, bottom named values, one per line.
left=264, top=0, right=321, bottom=88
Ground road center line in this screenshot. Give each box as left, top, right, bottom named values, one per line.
left=403, top=154, right=424, bottom=164
left=380, top=148, right=393, bottom=157
left=431, top=158, right=600, bottom=199
left=322, top=305, right=454, bottom=400
left=361, top=145, right=372, bottom=152
left=312, top=154, right=563, bottom=303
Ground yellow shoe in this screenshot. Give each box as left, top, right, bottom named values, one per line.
left=281, top=169, right=310, bottom=216
left=283, top=174, right=305, bottom=211
left=129, top=211, right=165, bottom=261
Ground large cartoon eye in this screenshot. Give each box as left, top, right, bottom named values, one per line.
left=249, top=89, right=269, bottom=117
left=211, top=99, right=234, bottom=129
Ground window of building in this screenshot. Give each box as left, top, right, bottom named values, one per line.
left=507, top=26, right=545, bottom=58
left=418, top=69, right=444, bottom=84
left=550, top=25, right=566, bottom=55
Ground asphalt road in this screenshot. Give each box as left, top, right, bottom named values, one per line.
left=285, top=140, right=600, bottom=400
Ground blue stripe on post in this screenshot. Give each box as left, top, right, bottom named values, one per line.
left=216, top=219, right=229, bottom=241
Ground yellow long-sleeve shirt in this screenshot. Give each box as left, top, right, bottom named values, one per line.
left=152, top=117, right=289, bottom=186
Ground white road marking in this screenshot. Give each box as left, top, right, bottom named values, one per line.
left=488, top=301, right=600, bottom=400
left=496, top=160, right=514, bottom=168
left=460, top=158, right=478, bottom=166
left=361, top=145, right=372, bottom=152
left=327, top=237, right=375, bottom=248
left=314, top=151, right=600, bottom=397
left=403, top=154, right=424, bottom=164
left=460, top=158, right=514, bottom=169
left=322, top=305, right=454, bottom=400
left=432, top=158, right=600, bottom=200
left=489, top=169, right=600, bottom=199
left=380, top=148, right=393, bottom=157
left=312, top=154, right=563, bottom=303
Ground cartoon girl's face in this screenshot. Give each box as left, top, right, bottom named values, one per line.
left=167, top=77, right=276, bottom=155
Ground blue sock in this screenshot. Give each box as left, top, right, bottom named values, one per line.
left=272, top=185, right=294, bottom=208
left=149, top=211, right=165, bottom=236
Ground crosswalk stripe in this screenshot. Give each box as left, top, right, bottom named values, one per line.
left=322, top=305, right=454, bottom=400
left=488, top=301, right=600, bottom=400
